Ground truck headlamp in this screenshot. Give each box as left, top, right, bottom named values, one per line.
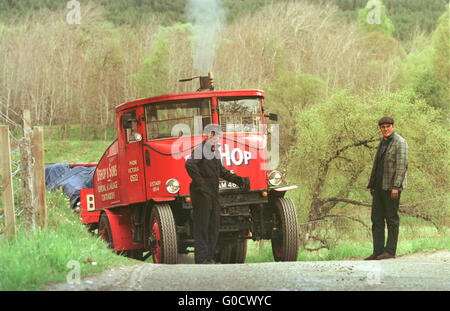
left=267, top=170, right=282, bottom=186
left=165, top=178, right=180, bottom=194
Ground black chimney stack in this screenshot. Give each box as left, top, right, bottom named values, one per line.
left=179, top=72, right=214, bottom=91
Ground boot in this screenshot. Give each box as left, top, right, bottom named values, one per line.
left=364, top=253, right=380, bottom=260
left=376, top=252, right=395, bottom=260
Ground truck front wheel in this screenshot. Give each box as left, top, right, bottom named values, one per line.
left=148, top=204, right=178, bottom=264
left=271, top=197, right=299, bottom=262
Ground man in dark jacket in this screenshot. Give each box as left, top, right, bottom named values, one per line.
left=185, top=126, right=249, bottom=264
left=366, top=117, right=408, bottom=260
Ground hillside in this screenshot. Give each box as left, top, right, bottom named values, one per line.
left=0, top=0, right=447, bottom=39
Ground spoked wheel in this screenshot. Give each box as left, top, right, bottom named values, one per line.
left=217, top=239, right=248, bottom=264
left=148, top=204, right=178, bottom=264
left=271, top=197, right=299, bottom=262
left=98, top=212, right=114, bottom=249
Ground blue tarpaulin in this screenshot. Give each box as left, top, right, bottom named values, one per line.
left=45, top=163, right=96, bottom=209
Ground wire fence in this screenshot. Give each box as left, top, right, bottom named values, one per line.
left=0, top=105, right=47, bottom=238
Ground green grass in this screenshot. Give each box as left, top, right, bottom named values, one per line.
left=43, top=124, right=116, bottom=163
left=44, top=125, right=117, bottom=142
left=244, top=228, right=449, bottom=263
left=245, top=241, right=276, bottom=263
left=0, top=190, right=134, bottom=290
left=44, top=140, right=114, bottom=163
left=398, top=234, right=450, bottom=255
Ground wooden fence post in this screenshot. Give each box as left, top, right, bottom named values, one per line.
left=20, top=109, right=35, bottom=232
left=32, top=126, right=46, bottom=228
left=0, top=126, right=16, bottom=239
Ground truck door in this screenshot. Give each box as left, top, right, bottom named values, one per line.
left=119, top=108, right=146, bottom=205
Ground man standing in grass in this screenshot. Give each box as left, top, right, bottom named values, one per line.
left=366, top=117, right=408, bottom=260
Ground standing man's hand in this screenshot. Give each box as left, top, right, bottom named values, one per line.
left=391, top=189, right=399, bottom=200
left=370, top=188, right=374, bottom=196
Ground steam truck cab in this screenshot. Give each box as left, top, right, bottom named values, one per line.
left=80, top=77, right=299, bottom=263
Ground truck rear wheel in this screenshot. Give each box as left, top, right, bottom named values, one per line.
left=149, top=204, right=178, bottom=264
left=98, top=212, right=143, bottom=260
left=271, top=197, right=299, bottom=262
left=98, top=212, right=114, bottom=249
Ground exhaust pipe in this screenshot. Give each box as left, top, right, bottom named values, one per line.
left=179, top=72, right=214, bottom=91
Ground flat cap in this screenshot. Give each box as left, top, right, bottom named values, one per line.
left=378, top=116, right=394, bottom=126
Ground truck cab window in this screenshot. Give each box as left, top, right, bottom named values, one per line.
left=145, top=99, right=211, bottom=140
left=218, top=97, right=262, bottom=133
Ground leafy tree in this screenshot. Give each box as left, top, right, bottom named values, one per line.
left=313, top=0, right=448, bottom=40
left=265, top=69, right=326, bottom=159
left=431, top=4, right=449, bottom=111
left=290, top=91, right=378, bottom=223
left=358, top=0, right=395, bottom=36
left=394, top=6, right=448, bottom=115
left=130, top=26, right=171, bottom=98
left=130, top=23, right=190, bottom=98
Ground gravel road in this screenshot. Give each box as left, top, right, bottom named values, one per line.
left=46, top=250, right=449, bottom=291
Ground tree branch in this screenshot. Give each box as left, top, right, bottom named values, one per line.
left=325, top=138, right=378, bottom=166
left=323, top=198, right=439, bottom=228
left=315, top=213, right=370, bottom=231
left=310, top=138, right=377, bottom=216
left=324, top=197, right=371, bottom=207
left=304, top=235, right=330, bottom=251
left=398, top=205, right=438, bottom=228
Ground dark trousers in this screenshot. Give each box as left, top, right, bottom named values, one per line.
left=191, top=190, right=220, bottom=263
left=371, top=188, right=400, bottom=255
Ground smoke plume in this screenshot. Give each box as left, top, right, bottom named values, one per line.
left=186, top=0, right=226, bottom=76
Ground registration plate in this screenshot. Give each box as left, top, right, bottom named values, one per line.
left=219, top=180, right=239, bottom=190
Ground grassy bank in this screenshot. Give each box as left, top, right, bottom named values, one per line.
left=0, top=190, right=134, bottom=290
left=0, top=135, right=130, bottom=290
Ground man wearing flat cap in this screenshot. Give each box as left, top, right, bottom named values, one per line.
left=185, top=124, right=250, bottom=264
left=366, top=117, right=408, bottom=260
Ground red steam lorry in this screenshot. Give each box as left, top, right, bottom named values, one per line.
left=79, top=74, right=299, bottom=264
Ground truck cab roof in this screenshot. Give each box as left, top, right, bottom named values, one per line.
left=116, top=89, right=264, bottom=113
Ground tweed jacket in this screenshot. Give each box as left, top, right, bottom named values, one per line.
left=368, top=131, right=408, bottom=191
